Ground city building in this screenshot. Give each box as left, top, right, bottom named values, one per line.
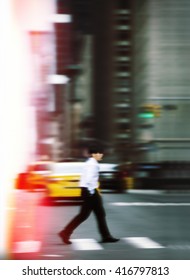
left=92, top=0, right=133, bottom=162
left=53, top=0, right=190, bottom=165
left=132, top=0, right=190, bottom=163
left=69, top=0, right=134, bottom=162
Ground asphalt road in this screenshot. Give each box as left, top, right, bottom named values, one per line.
left=9, top=189, right=190, bottom=260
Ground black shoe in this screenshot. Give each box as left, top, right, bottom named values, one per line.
left=101, top=236, right=119, bottom=243
left=58, top=230, right=72, bottom=245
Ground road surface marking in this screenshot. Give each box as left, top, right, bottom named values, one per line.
left=123, top=237, right=165, bottom=249
left=17, top=225, right=32, bottom=228
left=12, top=240, right=41, bottom=253
left=41, top=254, right=63, bottom=258
left=168, top=244, right=190, bottom=250
left=110, top=202, right=190, bottom=206
left=71, top=239, right=103, bottom=250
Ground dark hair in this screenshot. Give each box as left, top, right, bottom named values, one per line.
left=88, top=144, right=104, bottom=154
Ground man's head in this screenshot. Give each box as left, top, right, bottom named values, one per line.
left=88, top=144, right=104, bottom=161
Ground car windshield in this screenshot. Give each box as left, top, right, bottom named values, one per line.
left=52, top=163, right=84, bottom=175
left=51, top=162, right=117, bottom=175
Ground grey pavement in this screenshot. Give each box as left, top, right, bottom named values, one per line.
left=10, top=189, right=190, bottom=260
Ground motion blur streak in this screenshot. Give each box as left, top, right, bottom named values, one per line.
left=0, top=0, right=33, bottom=258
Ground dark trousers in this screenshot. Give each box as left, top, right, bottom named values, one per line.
left=63, top=188, right=111, bottom=239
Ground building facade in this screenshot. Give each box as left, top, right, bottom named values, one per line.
left=133, top=0, right=190, bottom=163
left=54, top=0, right=190, bottom=164
left=91, top=0, right=133, bottom=162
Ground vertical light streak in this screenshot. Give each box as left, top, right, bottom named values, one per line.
left=0, top=0, right=32, bottom=258
left=0, top=0, right=55, bottom=258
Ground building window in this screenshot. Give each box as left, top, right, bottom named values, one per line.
left=114, top=103, right=131, bottom=108
left=115, top=25, right=131, bottom=30
left=115, top=56, right=130, bottom=61
left=114, top=133, right=130, bottom=139
left=115, top=72, right=131, bottom=77
left=115, top=41, right=131, bottom=46
left=115, top=9, right=131, bottom=15
left=114, top=87, right=131, bottom=92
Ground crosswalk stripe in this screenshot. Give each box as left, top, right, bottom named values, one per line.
left=110, top=202, right=190, bottom=206
left=12, top=240, right=41, bottom=253
left=122, top=237, right=165, bottom=249
left=168, top=244, right=190, bottom=250
left=42, top=254, right=63, bottom=258
left=71, top=238, right=103, bottom=250
left=13, top=237, right=190, bottom=254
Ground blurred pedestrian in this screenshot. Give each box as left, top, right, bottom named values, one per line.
left=58, top=144, right=119, bottom=244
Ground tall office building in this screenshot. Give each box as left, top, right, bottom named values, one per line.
left=133, top=0, right=190, bottom=163
left=53, top=0, right=77, bottom=159
left=55, top=0, right=190, bottom=163
left=54, top=0, right=133, bottom=161
left=92, top=0, right=133, bottom=162
left=93, top=0, right=190, bottom=163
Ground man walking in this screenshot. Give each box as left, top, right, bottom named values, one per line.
left=58, top=144, right=119, bottom=244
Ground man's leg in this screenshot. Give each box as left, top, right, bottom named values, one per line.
left=93, top=190, right=119, bottom=242
left=59, top=191, right=92, bottom=244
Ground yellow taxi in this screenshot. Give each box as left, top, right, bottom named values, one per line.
left=15, top=160, right=52, bottom=191
left=46, top=162, right=122, bottom=199
left=26, top=161, right=52, bottom=191
left=15, top=160, right=123, bottom=198
left=46, top=162, right=84, bottom=199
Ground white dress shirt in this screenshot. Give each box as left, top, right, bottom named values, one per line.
left=79, top=157, right=99, bottom=194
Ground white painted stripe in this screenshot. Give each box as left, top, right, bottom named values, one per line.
left=127, top=190, right=165, bottom=195
left=123, top=237, right=165, bottom=249
left=168, top=245, right=190, bottom=250
left=42, top=254, right=63, bottom=258
left=12, top=240, right=41, bottom=253
left=128, top=189, right=190, bottom=195
left=71, top=239, right=103, bottom=250
left=110, top=202, right=190, bottom=206
left=17, top=225, right=32, bottom=228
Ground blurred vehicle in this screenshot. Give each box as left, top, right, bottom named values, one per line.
left=99, top=163, right=127, bottom=192
left=15, top=161, right=52, bottom=191
left=15, top=161, right=127, bottom=197
left=135, top=161, right=190, bottom=190
left=115, top=162, right=135, bottom=190
left=47, top=161, right=126, bottom=200
left=46, top=162, right=83, bottom=199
